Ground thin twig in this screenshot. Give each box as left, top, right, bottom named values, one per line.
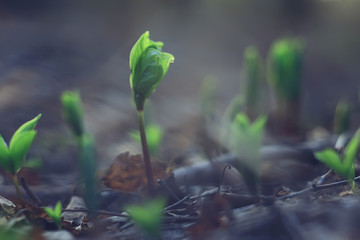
left=62, top=208, right=130, bottom=218
left=277, top=176, right=360, bottom=200
left=218, top=165, right=232, bottom=194
left=163, top=196, right=190, bottom=211
left=20, top=177, right=42, bottom=206
left=157, top=179, right=180, bottom=201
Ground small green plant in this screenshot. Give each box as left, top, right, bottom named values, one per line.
left=267, top=38, right=304, bottom=132
left=0, top=114, right=41, bottom=199
left=243, top=46, right=264, bottom=118
left=44, top=201, right=62, bottom=229
left=333, top=100, right=350, bottom=135
left=61, top=91, right=98, bottom=214
left=126, top=198, right=165, bottom=240
left=223, top=113, right=267, bottom=195
left=315, top=129, right=360, bottom=188
left=129, top=31, right=174, bottom=194
left=129, top=123, right=164, bottom=157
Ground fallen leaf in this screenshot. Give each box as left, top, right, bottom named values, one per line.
left=102, top=152, right=167, bottom=191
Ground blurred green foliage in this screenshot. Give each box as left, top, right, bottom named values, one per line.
left=129, top=123, right=164, bottom=157
left=267, top=38, right=304, bottom=103
left=44, top=201, right=62, bottom=229
left=126, top=198, right=165, bottom=240
left=333, top=100, right=350, bottom=134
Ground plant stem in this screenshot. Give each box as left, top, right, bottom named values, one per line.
left=12, top=174, right=23, bottom=200
left=138, top=111, right=155, bottom=194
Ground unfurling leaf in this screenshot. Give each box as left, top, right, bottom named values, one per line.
left=130, top=31, right=174, bottom=110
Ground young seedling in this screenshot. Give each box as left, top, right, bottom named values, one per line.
left=224, top=113, right=267, bottom=195
left=333, top=100, right=350, bottom=135
left=0, top=114, right=41, bottom=199
left=44, top=201, right=62, bottom=229
left=126, top=198, right=165, bottom=240
left=243, top=46, right=264, bottom=119
left=315, top=129, right=360, bottom=188
left=129, top=123, right=164, bottom=157
left=267, top=38, right=304, bottom=133
left=129, top=31, right=174, bottom=194
left=61, top=91, right=98, bottom=215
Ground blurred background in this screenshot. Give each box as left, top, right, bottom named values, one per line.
left=0, top=0, right=360, bottom=172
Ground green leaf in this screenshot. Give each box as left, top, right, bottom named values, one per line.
left=126, top=198, right=165, bottom=238
left=129, top=31, right=163, bottom=76
left=44, top=201, right=62, bottom=229
left=130, top=31, right=174, bottom=110
left=0, top=135, right=11, bottom=173
left=315, top=149, right=342, bottom=174
left=343, top=130, right=360, bottom=169
left=54, top=201, right=62, bottom=217
left=61, top=91, right=84, bottom=137
left=9, top=114, right=41, bottom=147
left=9, top=131, right=37, bottom=174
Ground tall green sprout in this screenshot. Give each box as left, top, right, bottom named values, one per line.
left=61, top=91, right=98, bottom=214
left=0, top=114, right=41, bottom=199
left=129, top=31, right=174, bottom=194
left=267, top=38, right=304, bottom=132
left=243, top=46, right=264, bottom=118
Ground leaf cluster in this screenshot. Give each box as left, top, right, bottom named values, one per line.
left=225, top=113, right=267, bottom=195
left=130, top=31, right=174, bottom=111
left=315, top=130, right=360, bottom=185
left=44, top=201, right=62, bottom=229
left=0, top=114, right=41, bottom=175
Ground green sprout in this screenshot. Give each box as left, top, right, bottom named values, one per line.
left=315, top=129, right=360, bottom=188
left=199, top=75, right=218, bottom=119
left=267, top=38, right=304, bottom=132
left=0, top=114, right=41, bottom=199
left=126, top=198, right=165, bottom=240
left=243, top=46, right=264, bottom=118
left=61, top=91, right=84, bottom=139
left=44, top=201, right=62, bottom=229
left=129, top=123, right=164, bottom=157
left=333, top=100, right=350, bottom=135
left=225, top=113, right=267, bottom=195
left=129, top=31, right=174, bottom=194
left=61, top=91, right=98, bottom=215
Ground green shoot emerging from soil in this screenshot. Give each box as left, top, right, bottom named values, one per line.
left=315, top=129, right=360, bottom=188
left=61, top=91, right=84, bottom=139
left=267, top=38, right=304, bottom=132
left=44, top=201, right=62, bottom=229
left=226, top=113, right=267, bottom=195
left=129, top=123, right=164, bottom=157
left=333, top=100, right=350, bottom=135
left=243, top=46, right=264, bottom=118
left=0, top=114, right=41, bottom=199
left=61, top=91, right=98, bottom=214
left=129, top=31, right=174, bottom=194
left=126, top=198, right=165, bottom=240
